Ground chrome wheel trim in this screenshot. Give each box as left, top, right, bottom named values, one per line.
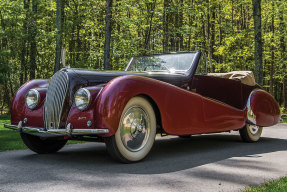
left=119, top=106, right=150, bottom=152
left=248, top=124, right=260, bottom=135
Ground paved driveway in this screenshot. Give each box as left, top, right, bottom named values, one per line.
left=1, top=124, right=287, bottom=192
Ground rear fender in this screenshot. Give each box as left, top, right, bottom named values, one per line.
left=247, top=89, right=280, bottom=127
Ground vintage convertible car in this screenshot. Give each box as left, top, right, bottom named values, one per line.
left=5, top=52, right=280, bottom=163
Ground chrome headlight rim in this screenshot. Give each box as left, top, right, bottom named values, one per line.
left=74, top=88, right=91, bottom=111
left=25, top=89, right=40, bottom=110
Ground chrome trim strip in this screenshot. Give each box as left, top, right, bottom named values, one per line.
left=4, top=124, right=19, bottom=131
left=125, top=57, right=134, bottom=71
left=72, top=129, right=109, bottom=134
left=4, top=123, right=109, bottom=136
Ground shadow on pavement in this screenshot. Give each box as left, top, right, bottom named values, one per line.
left=14, top=133, right=287, bottom=175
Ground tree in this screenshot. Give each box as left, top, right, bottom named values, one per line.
left=104, top=0, right=113, bottom=70
left=269, top=1, right=275, bottom=96
left=252, top=0, right=263, bottom=86
left=278, top=0, right=287, bottom=108
left=20, top=0, right=29, bottom=84
left=1, top=0, right=287, bottom=113
left=54, top=0, right=64, bottom=73
left=29, top=0, right=38, bottom=79
left=163, top=0, right=170, bottom=53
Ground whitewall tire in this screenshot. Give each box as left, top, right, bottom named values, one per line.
left=239, top=124, right=263, bottom=142
left=105, top=96, right=157, bottom=163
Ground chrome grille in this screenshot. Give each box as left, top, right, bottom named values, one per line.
left=44, top=71, right=69, bottom=130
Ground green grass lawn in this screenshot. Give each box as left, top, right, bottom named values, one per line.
left=244, top=177, right=287, bottom=192
left=0, top=115, right=85, bottom=152
left=0, top=115, right=27, bottom=151
left=281, top=115, right=287, bottom=123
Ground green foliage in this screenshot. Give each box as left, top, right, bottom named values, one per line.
left=281, top=115, right=287, bottom=123
left=244, top=177, right=287, bottom=192
left=0, top=0, right=287, bottom=110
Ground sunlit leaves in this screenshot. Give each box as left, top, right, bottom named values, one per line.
left=0, top=0, right=287, bottom=108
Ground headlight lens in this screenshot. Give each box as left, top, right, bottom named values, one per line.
left=25, top=89, right=40, bottom=110
left=74, top=88, right=91, bottom=111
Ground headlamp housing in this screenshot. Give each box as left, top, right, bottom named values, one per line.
left=25, top=89, right=40, bottom=110
left=74, top=88, right=91, bottom=111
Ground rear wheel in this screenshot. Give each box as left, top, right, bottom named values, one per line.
left=105, top=96, right=157, bottom=163
left=20, top=133, right=67, bottom=154
left=239, top=124, right=262, bottom=142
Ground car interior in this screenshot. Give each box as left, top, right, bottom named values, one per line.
left=189, top=57, right=258, bottom=110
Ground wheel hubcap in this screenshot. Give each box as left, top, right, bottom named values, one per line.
left=248, top=124, right=259, bottom=135
left=120, top=106, right=150, bottom=152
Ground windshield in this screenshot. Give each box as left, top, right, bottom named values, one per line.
left=127, top=53, right=196, bottom=73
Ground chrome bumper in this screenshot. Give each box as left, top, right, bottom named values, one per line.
left=4, top=121, right=109, bottom=137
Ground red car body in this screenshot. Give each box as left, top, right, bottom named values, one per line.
left=9, top=72, right=280, bottom=136
left=5, top=52, right=280, bottom=162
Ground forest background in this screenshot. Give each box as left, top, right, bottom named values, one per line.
left=0, top=0, right=286, bottom=114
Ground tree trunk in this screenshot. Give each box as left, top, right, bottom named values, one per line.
left=218, top=3, right=223, bottom=64
left=252, top=0, right=263, bottom=85
left=20, top=0, right=29, bottom=84
left=54, top=0, right=64, bottom=73
left=69, top=1, right=77, bottom=67
left=0, top=10, right=10, bottom=112
left=284, top=80, right=287, bottom=109
left=231, top=0, right=234, bottom=31
left=178, top=0, right=184, bottom=51
left=143, top=1, right=156, bottom=53
left=210, top=2, right=215, bottom=69
left=8, top=72, right=14, bottom=101
left=104, top=0, right=112, bottom=70
left=269, top=2, right=274, bottom=96
left=279, top=0, right=287, bottom=108
left=29, top=0, right=38, bottom=79
left=204, top=0, right=212, bottom=72
left=163, top=0, right=169, bottom=52
left=3, top=81, right=10, bottom=112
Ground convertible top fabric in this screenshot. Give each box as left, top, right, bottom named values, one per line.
left=207, top=71, right=256, bottom=86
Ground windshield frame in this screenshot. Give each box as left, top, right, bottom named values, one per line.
left=125, top=52, right=199, bottom=74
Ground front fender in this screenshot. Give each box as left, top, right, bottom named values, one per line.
left=11, top=79, right=48, bottom=127
left=247, top=89, right=280, bottom=127
left=94, top=75, right=206, bottom=136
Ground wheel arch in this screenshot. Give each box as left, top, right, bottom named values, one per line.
left=137, top=94, right=163, bottom=134
left=94, top=75, right=171, bottom=136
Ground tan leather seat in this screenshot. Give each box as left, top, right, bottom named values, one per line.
left=207, top=71, right=256, bottom=86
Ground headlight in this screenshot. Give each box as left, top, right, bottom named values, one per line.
left=25, top=89, right=40, bottom=110
left=74, top=88, right=91, bottom=111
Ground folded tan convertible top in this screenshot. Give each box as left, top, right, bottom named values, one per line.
left=207, top=71, right=256, bottom=86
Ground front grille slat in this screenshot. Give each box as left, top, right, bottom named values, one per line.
left=44, top=71, right=69, bottom=130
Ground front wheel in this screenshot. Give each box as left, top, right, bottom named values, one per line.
left=20, top=133, right=67, bottom=154
left=239, top=124, right=263, bottom=142
left=105, top=96, right=157, bottom=163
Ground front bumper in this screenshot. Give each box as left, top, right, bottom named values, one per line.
left=4, top=121, right=109, bottom=137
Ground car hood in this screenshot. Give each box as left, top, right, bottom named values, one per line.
left=56, top=68, right=190, bottom=109
left=67, top=68, right=189, bottom=87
